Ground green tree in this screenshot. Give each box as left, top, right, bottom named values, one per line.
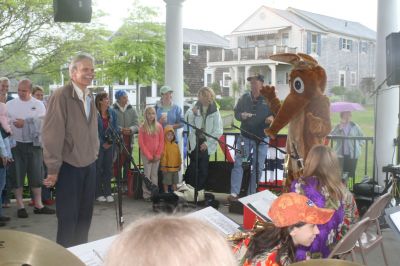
left=211, top=82, right=221, bottom=95
left=0, top=0, right=111, bottom=85
left=102, top=1, right=165, bottom=111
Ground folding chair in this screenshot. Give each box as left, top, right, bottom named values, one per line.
left=328, top=217, right=370, bottom=264
left=354, top=192, right=392, bottom=266
left=291, top=258, right=363, bottom=266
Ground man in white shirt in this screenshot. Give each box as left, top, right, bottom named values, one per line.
left=6, top=79, right=55, bottom=218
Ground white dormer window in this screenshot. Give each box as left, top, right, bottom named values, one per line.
left=190, top=44, right=198, bottom=56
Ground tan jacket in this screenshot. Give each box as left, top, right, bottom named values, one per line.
left=42, top=82, right=99, bottom=174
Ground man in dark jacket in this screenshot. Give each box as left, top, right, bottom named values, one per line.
left=229, top=74, right=273, bottom=201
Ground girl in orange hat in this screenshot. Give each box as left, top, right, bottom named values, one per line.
left=234, top=193, right=334, bottom=266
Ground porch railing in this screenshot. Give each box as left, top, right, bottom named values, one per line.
left=208, top=45, right=297, bottom=63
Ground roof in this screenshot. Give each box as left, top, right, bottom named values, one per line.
left=268, top=7, right=323, bottom=33
left=183, top=28, right=229, bottom=48
left=230, top=6, right=376, bottom=41
left=288, top=7, right=376, bottom=40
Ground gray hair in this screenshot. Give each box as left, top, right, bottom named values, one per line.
left=68, top=53, right=95, bottom=75
left=0, top=77, right=10, bottom=83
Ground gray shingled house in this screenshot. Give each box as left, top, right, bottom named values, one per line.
left=206, top=6, right=376, bottom=99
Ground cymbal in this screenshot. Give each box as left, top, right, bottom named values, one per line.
left=291, top=259, right=363, bottom=266
left=0, top=230, right=85, bottom=266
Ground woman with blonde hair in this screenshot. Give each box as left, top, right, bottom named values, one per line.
left=104, top=216, right=236, bottom=266
left=184, top=87, right=223, bottom=192
left=138, top=106, right=164, bottom=200
left=290, top=144, right=358, bottom=260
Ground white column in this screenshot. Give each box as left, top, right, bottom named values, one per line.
left=230, top=66, right=238, bottom=97
left=164, top=0, right=185, bottom=111
left=165, top=0, right=185, bottom=181
left=375, top=0, right=400, bottom=185
left=151, top=81, right=157, bottom=97
left=269, top=64, right=276, bottom=86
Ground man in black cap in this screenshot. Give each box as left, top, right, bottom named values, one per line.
left=228, top=74, right=273, bottom=201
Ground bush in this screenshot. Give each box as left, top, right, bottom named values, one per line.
left=345, top=89, right=364, bottom=103
left=330, top=86, right=346, bottom=96
left=216, top=96, right=234, bottom=110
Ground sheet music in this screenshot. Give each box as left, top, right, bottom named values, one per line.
left=187, top=206, right=241, bottom=236
left=239, top=189, right=277, bottom=222
left=68, top=235, right=116, bottom=266
left=390, top=211, right=400, bottom=232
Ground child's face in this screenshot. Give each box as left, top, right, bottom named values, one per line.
left=290, top=223, right=320, bottom=247
left=166, top=131, right=174, bottom=141
left=146, top=109, right=156, bottom=122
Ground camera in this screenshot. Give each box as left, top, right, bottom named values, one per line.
left=104, top=134, right=113, bottom=144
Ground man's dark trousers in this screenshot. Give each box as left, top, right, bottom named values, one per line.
left=55, top=161, right=96, bottom=248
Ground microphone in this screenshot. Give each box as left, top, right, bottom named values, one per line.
left=291, top=144, right=304, bottom=169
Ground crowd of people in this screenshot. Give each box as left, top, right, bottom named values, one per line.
left=0, top=53, right=364, bottom=266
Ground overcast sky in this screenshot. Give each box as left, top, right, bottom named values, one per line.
left=95, top=0, right=377, bottom=36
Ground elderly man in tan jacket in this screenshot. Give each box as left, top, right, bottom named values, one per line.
left=42, top=53, right=99, bottom=248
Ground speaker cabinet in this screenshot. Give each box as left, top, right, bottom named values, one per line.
left=53, top=0, right=92, bottom=23
left=386, top=32, right=400, bottom=86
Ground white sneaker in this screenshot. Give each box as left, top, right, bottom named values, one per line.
left=106, top=195, right=114, bottom=203
left=96, top=196, right=106, bottom=202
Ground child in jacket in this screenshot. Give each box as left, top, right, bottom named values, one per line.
left=138, top=106, right=164, bottom=200
left=160, top=125, right=181, bottom=192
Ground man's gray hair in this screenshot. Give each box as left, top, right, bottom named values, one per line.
left=68, top=53, right=95, bottom=75
left=0, top=77, right=10, bottom=83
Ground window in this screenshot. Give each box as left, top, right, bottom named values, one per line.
left=307, top=32, right=321, bottom=55
left=285, top=72, right=289, bottom=84
left=311, top=34, right=318, bottom=54
left=222, top=72, right=231, bottom=87
left=339, top=70, right=346, bottom=87
left=360, top=41, right=368, bottom=53
left=190, top=44, right=198, bottom=56
left=351, top=72, right=357, bottom=85
left=340, top=38, right=353, bottom=51
left=282, top=33, right=289, bottom=46
left=204, top=68, right=214, bottom=87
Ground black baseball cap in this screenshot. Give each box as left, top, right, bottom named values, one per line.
left=247, top=74, right=264, bottom=82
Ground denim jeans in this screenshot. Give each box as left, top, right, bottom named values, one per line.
left=0, top=168, right=6, bottom=216
left=230, top=135, right=268, bottom=196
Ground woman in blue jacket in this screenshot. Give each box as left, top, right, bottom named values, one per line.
left=95, top=92, right=118, bottom=202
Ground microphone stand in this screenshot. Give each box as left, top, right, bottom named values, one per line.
left=181, top=118, right=240, bottom=204
left=233, top=125, right=296, bottom=188
left=107, top=124, right=128, bottom=231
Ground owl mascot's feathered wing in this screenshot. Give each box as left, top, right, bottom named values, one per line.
left=261, top=53, right=331, bottom=189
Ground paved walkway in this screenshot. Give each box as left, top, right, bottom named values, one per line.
left=1, top=194, right=400, bottom=266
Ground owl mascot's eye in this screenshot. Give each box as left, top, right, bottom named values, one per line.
left=292, top=77, right=305, bottom=93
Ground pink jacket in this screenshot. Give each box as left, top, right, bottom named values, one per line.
left=138, top=123, right=164, bottom=161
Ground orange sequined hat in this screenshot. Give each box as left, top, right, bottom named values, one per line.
left=268, top=193, right=334, bottom=228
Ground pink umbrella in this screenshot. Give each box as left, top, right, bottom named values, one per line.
left=330, top=101, right=365, bottom=113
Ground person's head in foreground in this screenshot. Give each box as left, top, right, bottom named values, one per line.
left=243, top=193, right=334, bottom=266
left=104, top=216, right=236, bottom=266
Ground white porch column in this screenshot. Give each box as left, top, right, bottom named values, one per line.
left=375, top=0, right=400, bottom=185
left=230, top=66, right=238, bottom=97
left=164, top=0, right=185, bottom=111
left=151, top=80, right=157, bottom=97
left=269, top=64, right=276, bottom=86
